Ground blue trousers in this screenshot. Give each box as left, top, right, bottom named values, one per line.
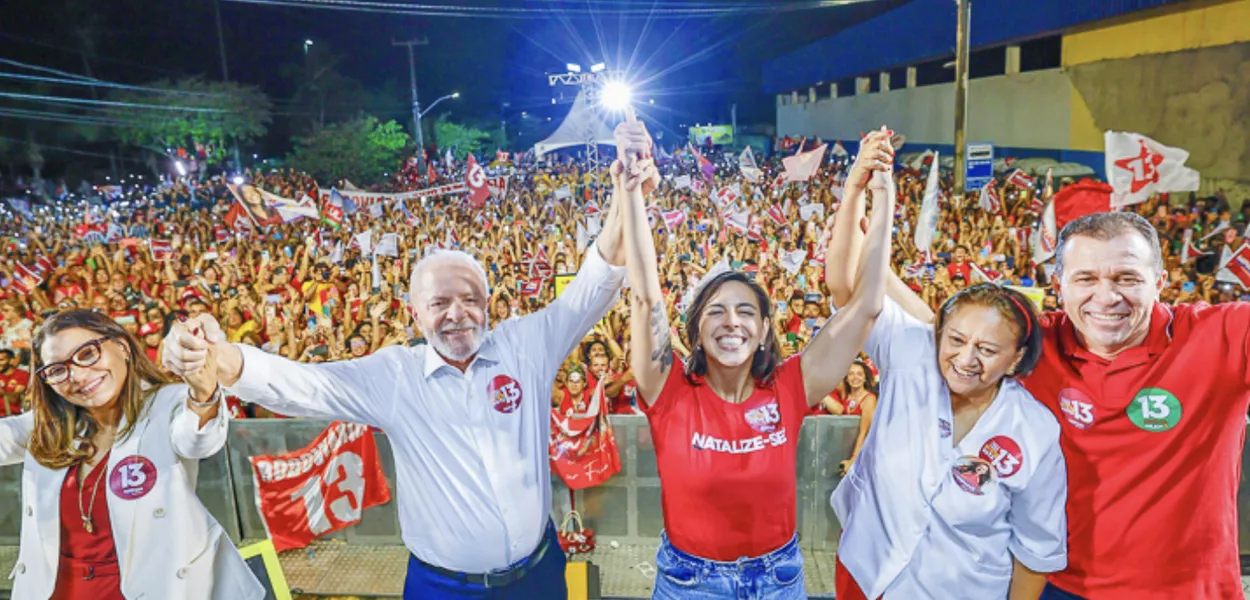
left=651, top=531, right=805, bottom=600
left=1039, top=582, right=1088, bottom=600
left=403, top=522, right=567, bottom=599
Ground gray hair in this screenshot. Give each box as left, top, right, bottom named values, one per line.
left=1054, top=212, right=1164, bottom=277
left=409, top=249, right=491, bottom=301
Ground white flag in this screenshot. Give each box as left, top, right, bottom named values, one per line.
left=799, top=203, right=825, bottom=222
left=913, top=151, right=941, bottom=252
left=353, top=230, right=373, bottom=255
left=1031, top=199, right=1058, bottom=264
left=586, top=214, right=602, bottom=237
left=738, top=147, right=762, bottom=183
left=780, top=249, right=807, bottom=275
left=576, top=221, right=589, bottom=250
left=368, top=203, right=384, bottom=219
left=329, top=241, right=344, bottom=264
left=831, top=141, right=849, bottom=158
left=554, top=186, right=571, bottom=201
left=1104, top=131, right=1200, bottom=208
left=374, top=233, right=400, bottom=257
left=674, top=175, right=692, bottom=190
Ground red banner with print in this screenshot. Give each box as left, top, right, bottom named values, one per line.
left=550, top=385, right=621, bottom=490
left=249, top=422, right=392, bottom=552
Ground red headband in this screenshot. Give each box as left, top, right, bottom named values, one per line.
left=1005, top=295, right=1032, bottom=338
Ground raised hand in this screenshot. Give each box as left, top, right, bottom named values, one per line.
left=848, top=126, right=896, bottom=189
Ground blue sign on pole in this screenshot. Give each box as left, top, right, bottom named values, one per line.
left=965, top=142, right=994, bottom=191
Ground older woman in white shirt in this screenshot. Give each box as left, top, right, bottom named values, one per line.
left=0, top=309, right=262, bottom=600
left=824, top=143, right=1067, bottom=600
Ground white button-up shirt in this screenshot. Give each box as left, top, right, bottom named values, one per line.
left=831, top=297, right=1068, bottom=599
left=226, top=244, right=624, bottom=573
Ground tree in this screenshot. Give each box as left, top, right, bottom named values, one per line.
left=286, top=116, right=411, bottom=185
left=108, top=77, right=272, bottom=170
left=434, top=114, right=493, bottom=160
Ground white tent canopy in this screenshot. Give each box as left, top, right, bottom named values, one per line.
left=533, top=89, right=615, bottom=158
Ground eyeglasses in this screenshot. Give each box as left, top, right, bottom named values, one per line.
left=36, top=337, right=112, bottom=385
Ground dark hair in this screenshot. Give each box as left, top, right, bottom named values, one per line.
left=1055, top=211, right=1163, bottom=278
left=0, top=349, right=14, bottom=359
left=934, top=284, right=1044, bottom=378
left=836, top=359, right=877, bottom=398
left=684, top=270, right=784, bottom=385
left=29, top=309, right=173, bottom=469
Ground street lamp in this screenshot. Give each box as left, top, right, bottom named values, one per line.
left=304, top=39, right=313, bottom=54
left=418, top=92, right=460, bottom=120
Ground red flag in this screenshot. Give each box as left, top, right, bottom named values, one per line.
left=224, top=199, right=253, bottom=233
left=520, top=279, right=543, bottom=298
left=10, top=263, right=41, bottom=295
left=464, top=154, right=490, bottom=209
left=766, top=204, right=788, bottom=226
left=1052, top=179, right=1113, bottom=232
left=426, top=163, right=437, bottom=184
left=661, top=210, right=686, bottom=230
left=978, top=181, right=1002, bottom=213
left=1008, top=169, right=1036, bottom=189
left=1219, top=243, right=1250, bottom=288
left=214, top=225, right=229, bottom=244
left=1181, top=239, right=1210, bottom=264
left=746, top=219, right=764, bottom=242
left=249, top=422, right=392, bottom=552
left=149, top=239, right=174, bottom=262
left=496, top=150, right=510, bottom=163
left=550, top=385, right=621, bottom=490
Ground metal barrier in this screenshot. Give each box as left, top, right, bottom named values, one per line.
left=4, top=416, right=1250, bottom=554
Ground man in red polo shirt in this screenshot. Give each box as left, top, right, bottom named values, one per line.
left=1028, top=212, right=1250, bottom=600
left=0, top=348, right=29, bottom=415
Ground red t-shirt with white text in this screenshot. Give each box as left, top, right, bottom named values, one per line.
left=643, top=353, right=807, bottom=560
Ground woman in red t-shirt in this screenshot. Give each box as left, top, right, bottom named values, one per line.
left=615, top=119, right=897, bottom=598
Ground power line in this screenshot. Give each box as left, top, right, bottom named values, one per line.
left=0, top=70, right=221, bottom=97
left=0, top=91, right=226, bottom=113
left=0, top=135, right=147, bottom=163
left=222, top=0, right=880, bottom=19
left=0, top=107, right=138, bottom=128
left=0, top=33, right=183, bottom=77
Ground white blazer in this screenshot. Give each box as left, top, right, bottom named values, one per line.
left=0, top=384, right=264, bottom=600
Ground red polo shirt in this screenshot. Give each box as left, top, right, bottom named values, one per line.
left=1023, top=302, right=1250, bottom=599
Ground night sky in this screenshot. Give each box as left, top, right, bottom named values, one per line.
left=1, top=0, right=910, bottom=156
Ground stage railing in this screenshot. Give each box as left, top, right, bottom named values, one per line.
left=4, top=416, right=1250, bottom=554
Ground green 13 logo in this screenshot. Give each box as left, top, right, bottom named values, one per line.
left=1126, top=388, right=1182, bottom=432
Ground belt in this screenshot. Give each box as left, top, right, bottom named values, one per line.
left=415, top=532, right=552, bottom=588
left=58, top=557, right=120, bottom=581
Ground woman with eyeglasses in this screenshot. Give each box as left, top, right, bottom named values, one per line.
left=0, top=309, right=263, bottom=600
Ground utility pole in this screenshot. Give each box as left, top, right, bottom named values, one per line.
left=952, top=0, right=972, bottom=196
left=213, top=0, right=241, bottom=173
left=393, top=38, right=429, bottom=158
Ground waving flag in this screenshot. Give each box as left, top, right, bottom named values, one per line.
left=323, top=189, right=348, bottom=230
left=913, top=151, right=941, bottom=252
left=1008, top=169, right=1036, bottom=190
left=970, top=263, right=1003, bottom=284
left=106, top=222, right=125, bottom=243
left=662, top=210, right=687, bottom=230
left=1217, top=243, right=1250, bottom=288
left=520, top=279, right=542, bottom=298
left=766, top=204, right=788, bottom=226
left=464, top=153, right=490, bottom=209
left=978, top=181, right=1001, bottom=213
left=781, top=143, right=828, bottom=183
left=799, top=202, right=825, bottom=222
left=688, top=143, right=716, bottom=182
left=780, top=249, right=807, bottom=275
left=739, top=147, right=762, bottom=183
left=149, top=239, right=174, bottom=262
left=722, top=208, right=750, bottom=235
left=1031, top=198, right=1058, bottom=264
left=1105, top=131, right=1201, bottom=208
left=831, top=141, right=849, bottom=158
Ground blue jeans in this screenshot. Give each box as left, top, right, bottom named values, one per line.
left=402, top=522, right=567, bottom=599
left=652, top=531, right=805, bottom=600
left=1039, top=582, right=1088, bottom=600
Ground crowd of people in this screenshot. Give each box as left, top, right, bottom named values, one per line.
left=1, top=142, right=1246, bottom=427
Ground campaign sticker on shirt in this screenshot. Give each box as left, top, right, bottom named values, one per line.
left=1126, top=387, right=1182, bottom=432
left=951, top=456, right=995, bottom=495
left=938, top=418, right=952, bottom=439
left=109, top=455, right=157, bottom=500
left=1059, top=388, right=1096, bottom=430
left=743, top=398, right=782, bottom=434
left=978, top=436, right=1023, bottom=479
left=488, top=374, right=524, bottom=414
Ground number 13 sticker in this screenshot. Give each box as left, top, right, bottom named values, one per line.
left=1127, top=387, right=1182, bottom=432
left=110, top=456, right=157, bottom=500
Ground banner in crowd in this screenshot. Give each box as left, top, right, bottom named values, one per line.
left=550, top=384, right=621, bottom=490
left=688, top=125, right=733, bottom=146
left=227, top=184, right=284, bottom=227
left=1007, top=286, right=1046, bottom=312
left=554, top=273, right=575, bottom=297
left=315, top=177, right=507, bottom=209
left=249, top=422, right=392, bottom=552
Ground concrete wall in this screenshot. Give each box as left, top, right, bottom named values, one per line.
left=777, top=69, right=1075, bottom=151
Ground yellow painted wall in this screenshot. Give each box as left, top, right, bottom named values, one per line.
left=1063, top=0, right=1250, bottom=66
left=1064, top=0, right=1250, bottom=152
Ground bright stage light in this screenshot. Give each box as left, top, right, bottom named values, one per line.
left=601, top=81, right=632, bottom=111
left=174, top=161, right=186, bottom=176
left=232, top=175, right=245, bottom=185
left=591, top=63, right=606, bottom=73
left=566, top=63, right=582, bottom=73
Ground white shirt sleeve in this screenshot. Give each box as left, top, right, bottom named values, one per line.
left=0, top=412, right=32, bottom=467
left=833, top=295, right=932, bottom=373
left=224, top=343, right=408, bottom=428
left=167, top=385, right=230, bottom=461
left=1007, top=437, right=1069, bottom=573
left=504, top=240, right=624, bottom=378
